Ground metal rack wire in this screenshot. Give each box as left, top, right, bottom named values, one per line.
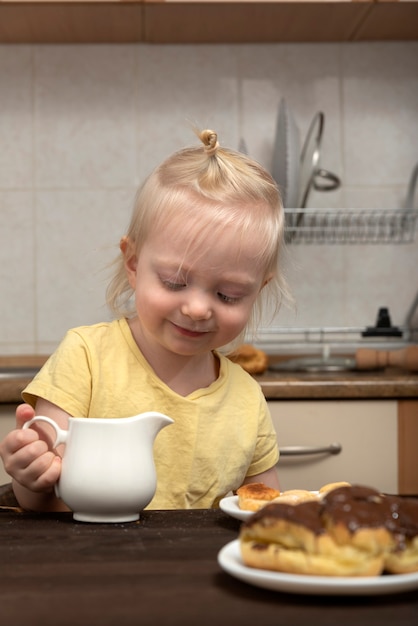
left=259, top=325, right=414, bottom=344
left=255, top=324, right=417, bottom=355
left=284, top=208, right=418, bottom=244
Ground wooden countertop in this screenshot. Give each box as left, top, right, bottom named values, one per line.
left=0, top=355, right=48, bottom=404
left=1, top=355, right=418, bottom=403
left=1, top=507, right=417, bottom=624
left=255, top=368, right=418, bottom=400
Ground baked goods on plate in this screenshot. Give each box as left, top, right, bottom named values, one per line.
left=236, top=481, right=351, bottom=513
left=236, top=483, right=280, bottom=512
left=318, top=481, right=351, bottom=495
left=218, top=540, right=418, bottom=595
left=238, top=484, right=418, bottom=577
left=271, top=489, right=320, bottom=505
left=220, top=482, right=329, bottom=521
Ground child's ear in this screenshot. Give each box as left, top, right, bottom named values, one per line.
left=120, top=236, right=137, bottom=286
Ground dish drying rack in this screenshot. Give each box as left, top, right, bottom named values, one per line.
left=284, top=208, right=418, bottom=244
left=257, top=324, right=418, bottom=355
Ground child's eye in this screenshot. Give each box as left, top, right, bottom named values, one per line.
left=217, top=292, right=241, bottom=304
left=162, top=280, right=186, bottom=291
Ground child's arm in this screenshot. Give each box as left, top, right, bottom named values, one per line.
left=241, top=466, right=280, bottom=491
left=0, top=400, right=71, bottom=512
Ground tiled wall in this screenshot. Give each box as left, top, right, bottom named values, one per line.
left=1, top=42, right=417, bottom=355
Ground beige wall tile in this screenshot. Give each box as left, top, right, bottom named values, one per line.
left=342, top=42, right=418, bottom=187
left=135, top=44, right=239, bottom=180
left=34, top=45, right=138, bottom=189
left=35, top=189, right=133, bottom=345
left=0, top=191, right=36, bottom=350
left=0, top=47, right=33, bottom=189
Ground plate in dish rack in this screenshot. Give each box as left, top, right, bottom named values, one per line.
left=218, top=540, right=418, bottom=596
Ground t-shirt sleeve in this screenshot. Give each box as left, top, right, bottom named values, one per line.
left=22, top=329, right=93, bottom=417
left=245, top=387, right=280, bottom=477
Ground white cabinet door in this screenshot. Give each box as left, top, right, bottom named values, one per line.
left=0, top=404, right=16, bottom=484
left=268, top=400, right=398, bottom=494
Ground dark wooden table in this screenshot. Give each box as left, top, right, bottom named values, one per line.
left=0, top=507, right=417, bottom=626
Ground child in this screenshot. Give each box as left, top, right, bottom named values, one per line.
left=0, top=129, right=289, bottom=512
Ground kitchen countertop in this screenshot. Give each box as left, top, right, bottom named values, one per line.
left=0, top=505, right=417, bottom=626
left=255, top=368, right=418, bottom=400
left=1, top=355, right=418, bottom=403
left=0, top=355, right=48, bottom=404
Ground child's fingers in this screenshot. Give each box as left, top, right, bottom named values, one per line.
left=0, top=428, right=38, bottom=470
left=15, top=403, right=36, bottom=429
left=10, top=448, right=61, bottom=492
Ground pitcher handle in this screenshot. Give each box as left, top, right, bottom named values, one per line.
left=23, top=416, right=68, bottom=447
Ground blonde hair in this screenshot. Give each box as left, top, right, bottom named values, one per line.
left=106, top=129, right=290, bottom=346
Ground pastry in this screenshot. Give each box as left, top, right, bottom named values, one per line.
left=227, top=344, right=269, bottom=375
left=321, top=485, right=395, bottom=561
left=236, top=482, right=349, bottom=512
left=239, top=484, right=418, bottom=577
left=318, top=481, right=351, bottom=495
left=383, top=495, right=418, bottom=574
left=236, top=483, right=280, bottom=512
left=240, top=497, right=386, bottom=576
left=275, top=489, right=319, bottom=505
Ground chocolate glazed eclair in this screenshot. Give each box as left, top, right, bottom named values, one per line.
left=240, top=485, right=418, bottom=577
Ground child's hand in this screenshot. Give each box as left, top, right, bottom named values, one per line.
left=0, top=403, right=61, bottom=492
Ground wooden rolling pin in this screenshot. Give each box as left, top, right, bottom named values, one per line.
left=355, top=345, right=418, bottom=371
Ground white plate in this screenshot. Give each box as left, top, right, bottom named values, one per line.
left=271, top=98, right=300, bottom=209
left=218, top=540, right=418, bottom=596
left=219, top=495, right=253, bottom=521
left=219, top=493, right=320, bottom=522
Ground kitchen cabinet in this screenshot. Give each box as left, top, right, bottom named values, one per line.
left=268, top=398, right=418, bottom=495
left=398, top=399, right=418, bottom=495
left=1, top=399, right=417, bottom=493
left=0, top=1, right=417, bottom=44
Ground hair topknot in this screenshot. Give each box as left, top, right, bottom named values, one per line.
left=106, top=125, right=291, bottom=333
left=199, top=129, right=219, bottom=157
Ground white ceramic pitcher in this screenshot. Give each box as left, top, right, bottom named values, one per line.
left=24, top=412, right=174, bottom=523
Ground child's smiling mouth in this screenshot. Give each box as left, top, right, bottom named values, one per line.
left=171, top=322, right=211, bottom=338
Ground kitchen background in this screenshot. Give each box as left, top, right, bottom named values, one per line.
left=0, top=41, right=417, bottom=356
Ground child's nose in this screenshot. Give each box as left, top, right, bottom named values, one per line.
left=181, top=292, right=212, bottom=320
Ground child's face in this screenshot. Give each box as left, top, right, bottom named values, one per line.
left=123, top=217, right=269, bottom=358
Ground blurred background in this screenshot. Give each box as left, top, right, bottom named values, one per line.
left=0, top=40, right=417, bottom=356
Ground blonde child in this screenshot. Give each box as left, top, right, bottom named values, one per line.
left=0, top=129, right=288, bottom=512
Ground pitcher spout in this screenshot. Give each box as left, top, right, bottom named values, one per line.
left=131, top=411, right=174, bottom=440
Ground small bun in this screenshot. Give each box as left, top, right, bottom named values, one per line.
left=199, top=129, right=219, bottom=156
left=277, top=489, right=319, bottom=505
left=236, top=483, right=281, bottom=512
left=319, top=481, right=351, bottom=495
left=228, top=344, right=269, bottom=375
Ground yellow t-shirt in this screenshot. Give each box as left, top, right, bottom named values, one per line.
left=23, top=318, right=279, bottom=509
